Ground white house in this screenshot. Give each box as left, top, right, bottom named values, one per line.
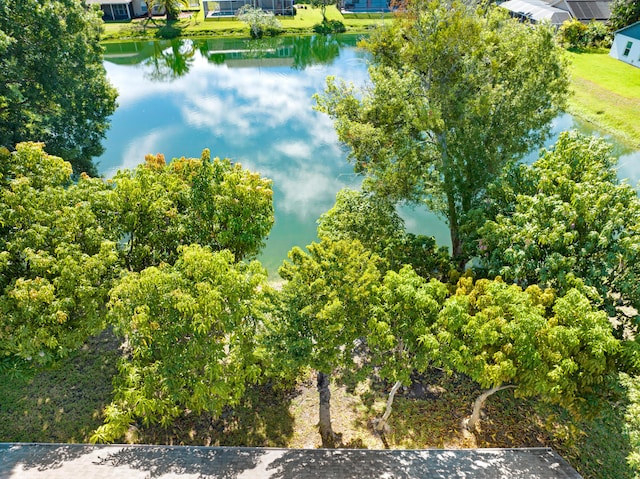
left=610, top=21, right=640, bottom=68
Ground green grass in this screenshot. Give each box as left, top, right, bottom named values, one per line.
left=0, top=331, right=635, bottom=479
left=0, top=330, right=119, bottom=443
left=565, top=49, right=640, bottom=148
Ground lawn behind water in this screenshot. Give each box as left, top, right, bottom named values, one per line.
left=566, top=49, right=640, bottom=148
left=100, top=6, right=390, bottom=41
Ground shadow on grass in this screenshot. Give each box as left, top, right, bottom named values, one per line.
left=537, top=376, right=634, bottom=479
left=353, top=368, right=633, bottom=479
left=0, top=328, right=121, bottom=443
left=135, top=380, right=296, bottom=447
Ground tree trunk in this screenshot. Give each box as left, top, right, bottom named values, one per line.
left=375, top=380, right=402, bottom=433
left=464, top=385, right=516, bottom=432
left=317, top=371, right=335, bottom=448
left=437, top=132, right=467, bottom=272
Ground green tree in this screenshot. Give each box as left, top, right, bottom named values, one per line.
left=274, top=238, right=381, bottom=447
left=317, top=188, right=452, bottom=279
left=237, top=5, right=282, bottom=39
left=367, top=265, right=447, bottom=432
left=151, top=0, right=189, bottom=21
left=91, top=245, right=270, bottom=443
left=0, top=143, right=118, bottom=365
left=0, top=0, right=118, bottom=176
left=559, top=18, right=589, bottom=48
left=107, top=150, right=274, bottom=272
left=609, top=0, right=640, bottom=31
left=315, top=0, right=569, bottom=269
left=434, top=277, right=619, bottom=432
left=479, top=132, right=640, bottom=336
left=309, top=0, right=337, bottom=24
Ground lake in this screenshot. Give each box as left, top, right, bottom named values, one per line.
left=99, top=35, right=640, bottom=275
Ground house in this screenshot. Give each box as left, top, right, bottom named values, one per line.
left=500, top=0, right=572, bottom=26
left=203, top=0, right=294, bottom=17
left=546, top=0, right=611, bottom=22
left=86, top=0, right=148, bottom=20
left=499, top=0, right=612, bottom=25
left=610, top=20, right=640, bottom=68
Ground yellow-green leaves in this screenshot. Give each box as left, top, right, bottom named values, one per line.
left=97, top=245, right=270, bottom=442
left=0, top=143, right=118, bottom=364
left=481, top=131, right=640, bottom=337
left=108, top=152, right=274, bottom=272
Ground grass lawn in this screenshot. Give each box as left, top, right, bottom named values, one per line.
left=100, top=6, right=390, bottom=41
left=0, top=332, right=634, bottom=479
left=566, top=49, right=640, bottom=148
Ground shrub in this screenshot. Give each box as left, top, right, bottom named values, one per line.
left=237, top=5, right=282, bottom=38
left=313, top=19, right=346, bottom=34
left=559, top=18, right=588, bottom=48
left=559, top=19, right=611, bottom=48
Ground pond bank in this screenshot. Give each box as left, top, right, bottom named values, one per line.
left=99, top=6, right=389, bottom=42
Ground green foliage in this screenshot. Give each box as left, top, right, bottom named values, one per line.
left=315, top=1, right=569, bottom=267
left=480, top=132, right=640, bottom=337
left=308, top=0, right=338, bottom=23
left=0, top=143, right=118, bottom=364
left=368, top=266, right=448, bottom=385
left=313, top=20, right=346, bottom=34
left=237, top=5, right=283, bottom=39
left=107, top=150, right=274, bottom=271
left=91, top=245, right=270, bottom=443
left=559, top=19, right=611, bottom=48
left=559, top=19, right=589, bottom=48
left=317, top=188, right=452, bottom=278
left=151, top=0, right=190, bottom=21
left=622, top=373, right=640, bottom=474
left=0, top=0, right=118, bottom=176
left=609, top=0, right=640, bottom=31
left=435, top=277, right=619, bottom=413
left=584, top=21, right=612, bottom=48
left=274, top=238, right=381, bottom=376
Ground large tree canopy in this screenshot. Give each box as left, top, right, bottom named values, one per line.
left=432, top=277, right=619, bottom=430
left=105, top=151, right=274, bottom=272
left=0, top=0, right=117, bottom=175
left=317, top=188, right=452, bottom=279
left=91, top=245, right=270, bottom=443
left=274, top=238, right=381, bottom=446
left=315, top=0, right=569, bottom=268
left=480, top=132, right=640, bottom=336
left=0, top=143, right=118, bottom=365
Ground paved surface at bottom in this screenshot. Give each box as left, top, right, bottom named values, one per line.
left=0, top=443, right=583, bottom=479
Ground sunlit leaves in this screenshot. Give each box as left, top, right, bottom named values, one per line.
left=275, top=238, right=381, bottom=375
left=93, top=245, right=270, bottom=443
left=0, top=143, right=118, bottom=364
left=107, top=149, right=274, bottom=271
left=434, top=277, right=618, bottom=413
left=481, top=131, right=640, bottom=335
left=368, top=265, right=448, bottom=385
left=317, top=188, right=452, bottom=279
left=316, top=1, right=569, bottom=265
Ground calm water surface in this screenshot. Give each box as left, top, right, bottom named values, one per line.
left=99, top=36, right=640, bottom=275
